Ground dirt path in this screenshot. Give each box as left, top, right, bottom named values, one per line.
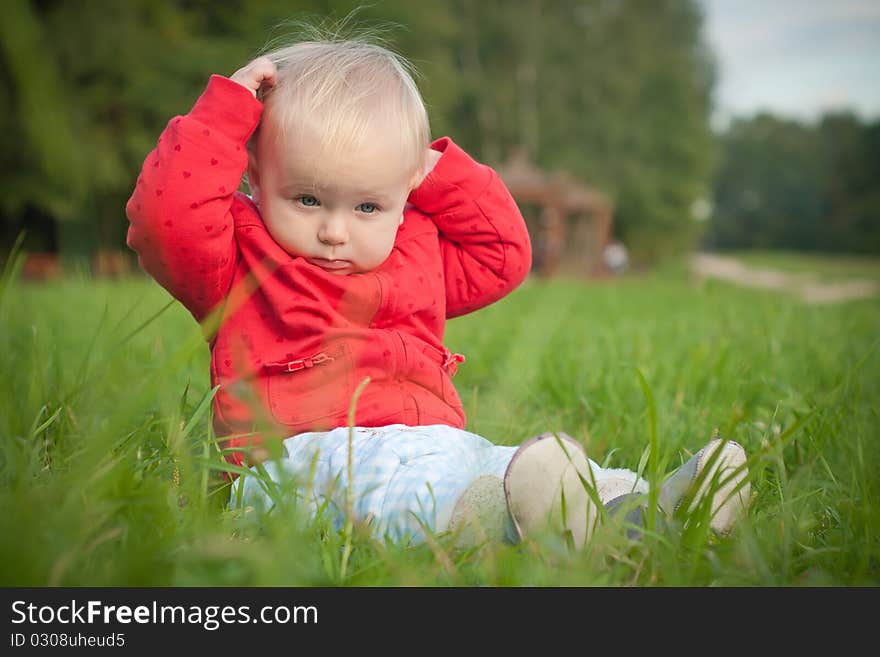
left=690, top=253, right=880, bottom=304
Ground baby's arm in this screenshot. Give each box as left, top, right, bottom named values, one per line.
left=407, top=138, right=532, bottom=318
left=125, top=66, right=266, bottom=323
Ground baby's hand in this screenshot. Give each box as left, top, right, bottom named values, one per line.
left=413, top=147, right=443, bottom=189
left=230, top=56, right=276, bottom=98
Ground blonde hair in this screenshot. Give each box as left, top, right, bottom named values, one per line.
left=255, top=30, right=430, bottom=178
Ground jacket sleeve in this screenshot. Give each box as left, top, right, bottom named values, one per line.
left=406, top=137, right=532, bottom=318
left=125, top=74, right=263, bottom=323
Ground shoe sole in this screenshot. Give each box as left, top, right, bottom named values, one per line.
left=447, top=475, right=510, bottom=547
left=503, top=432, right=597, bottom=548
left=691, top=438, right=750, bottom=533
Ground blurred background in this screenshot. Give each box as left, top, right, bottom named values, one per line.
left=1, top=0, right=878, bottom=279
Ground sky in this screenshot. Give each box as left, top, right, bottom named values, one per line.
left=698, top=0, right=880, bottom=126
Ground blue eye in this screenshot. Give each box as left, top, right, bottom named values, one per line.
left=357, top=202, right=378, bottom=214
left=298, top=195, right=320, bottom=207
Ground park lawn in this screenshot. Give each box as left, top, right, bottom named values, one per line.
left=1, top=257, right=878, bottom=586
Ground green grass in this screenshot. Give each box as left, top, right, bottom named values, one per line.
left=1, top=253, right=879, bottom=586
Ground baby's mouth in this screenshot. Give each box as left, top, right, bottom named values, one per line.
left=307, top=257, right=352, bottom=272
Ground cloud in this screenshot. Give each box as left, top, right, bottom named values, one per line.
left=699, top=0, right=880, bottom=121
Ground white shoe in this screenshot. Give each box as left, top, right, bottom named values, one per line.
left=503, top=432, right=598, bottom=548
left=658, top=438, right=751, bottom=533
left=446, top=475, right=513, bottom=548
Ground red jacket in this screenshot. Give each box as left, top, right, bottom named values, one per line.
left=126, top=75, right=531, bottom=466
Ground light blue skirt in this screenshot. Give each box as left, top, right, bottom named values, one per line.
left=230, top=424, right=523, bottom=544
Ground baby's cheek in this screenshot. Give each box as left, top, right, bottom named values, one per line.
left=264, top=212, right=307, bottom=255
left=364, top=239, right=396, bottom=272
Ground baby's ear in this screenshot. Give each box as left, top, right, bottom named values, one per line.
left=246, top=149, right=261, bottom=205
left=407, top=168, right=423, bottom=193
left=408, top=152, right=429, bottom=191
left=410, top=147, right=442, bottom=190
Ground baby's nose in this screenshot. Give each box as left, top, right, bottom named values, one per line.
left=318, top=218, right=348, bottom=245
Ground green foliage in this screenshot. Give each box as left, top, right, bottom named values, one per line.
left=707, top=112, right=880, bottom=254
left=1, top=257, right=878, bottom=586
left=1, top=0, right=715, bottom=263
left=0, top=0, right=87, bottom=221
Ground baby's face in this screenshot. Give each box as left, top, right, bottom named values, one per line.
left=249, top=119, right=416, bottom=275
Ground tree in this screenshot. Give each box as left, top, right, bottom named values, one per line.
left=706, top=112, right=879, bottom=254
left=817, top=113, right=880, bottom=253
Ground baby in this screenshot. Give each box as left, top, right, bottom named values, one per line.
left=126, top=35, right=750, bottom=548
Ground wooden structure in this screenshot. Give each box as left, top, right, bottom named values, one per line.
left=20, top=249, right=133, bottom=281
left=21, top=252, right=63, bottom=281
left=496, top=148, right=614, bottom=278
left=91, top=249, right=133, bottom=278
